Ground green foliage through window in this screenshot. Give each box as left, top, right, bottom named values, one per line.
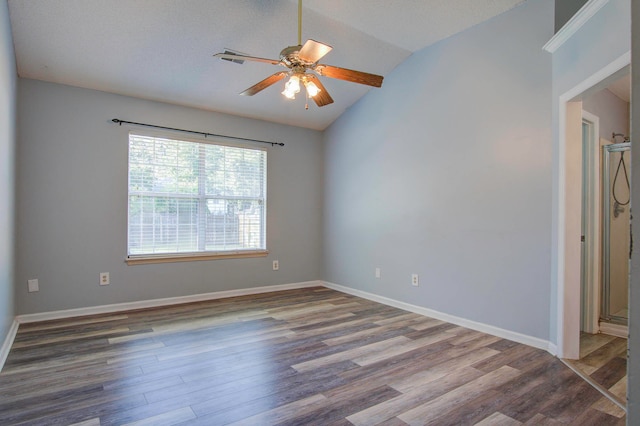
left=127, top=134, right=266, bottom=256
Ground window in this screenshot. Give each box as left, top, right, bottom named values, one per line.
left=127, top=133, right=267, bottom=263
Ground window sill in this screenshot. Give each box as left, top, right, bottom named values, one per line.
left=126, top=250, right=269, bottom=265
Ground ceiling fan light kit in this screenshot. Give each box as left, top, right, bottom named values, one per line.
left=213, top=0, right=383, bottom=109
left=282, top=74, right=301, bottom=99
left=304, top=79, right=320, bottom=97
left=281, top=73, right=321, bottom=100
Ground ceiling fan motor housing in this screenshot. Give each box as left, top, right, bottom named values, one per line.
left=280, top=45, right=315, bottom=68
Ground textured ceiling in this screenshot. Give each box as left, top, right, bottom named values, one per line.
left=8, top=0, right=526, bottom=130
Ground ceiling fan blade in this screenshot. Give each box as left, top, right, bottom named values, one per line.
left=298, top=39, right=333, bottom=63
left=240, top=71, right=289, bottom=96
left=315, top=64, right=383, bottom=87
left=305, top=75, right=334, bottom=107
left=214, top=52, right=281, bottom=66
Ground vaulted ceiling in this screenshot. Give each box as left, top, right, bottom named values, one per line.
left=8, top=0, right=526, bottom=130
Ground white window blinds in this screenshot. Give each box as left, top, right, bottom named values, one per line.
left=127, top=133, right=266, bottom=257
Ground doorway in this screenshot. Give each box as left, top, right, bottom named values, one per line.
left=562, top=61, right=630, bottom=410
left=557, top=51, right=630, bottom=360
left=580, top=114, right=631, bottom=338
left=574, top=132, right=630, bottom=408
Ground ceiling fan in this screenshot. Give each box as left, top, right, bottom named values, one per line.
left=213, top=0, right=384, bottom=108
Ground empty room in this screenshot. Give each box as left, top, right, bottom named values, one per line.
left=0, top=0, right=639, bottom=424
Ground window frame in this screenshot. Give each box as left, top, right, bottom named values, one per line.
left=125, top=131, right=268, bottom=265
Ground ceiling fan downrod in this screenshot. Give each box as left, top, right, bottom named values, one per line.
left=298, top=0, right=302, bottom=46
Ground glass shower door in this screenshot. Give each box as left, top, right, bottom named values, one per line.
left=601, top=142, right=631, bottom=325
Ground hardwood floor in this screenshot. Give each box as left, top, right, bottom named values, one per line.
left=0, top=287, right=626, bottom=425
left=564, top=332, right=628, bottom=406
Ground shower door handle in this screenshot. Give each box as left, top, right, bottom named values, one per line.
left=629, top=212, right=633, bottom=259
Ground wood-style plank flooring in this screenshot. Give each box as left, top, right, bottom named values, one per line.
left=0, top=287, right=627, bottom=425
left=565, top=332, right=628, bottom=406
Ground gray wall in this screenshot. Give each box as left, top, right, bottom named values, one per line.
left=583, top=88, right=630, bottom=140
left=555, top=0, right=588, bottom=32
left=0, top=0, right=16, bottom=343
left=323, top=0, right=553, bottom=340
left=16, top=79, right=323, bottom=314
left=629, top=0, right=639, bottom=422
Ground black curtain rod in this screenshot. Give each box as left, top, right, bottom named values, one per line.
left=111, top=119, right=284, bottom=147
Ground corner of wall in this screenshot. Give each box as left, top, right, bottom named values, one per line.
left=0, top=319, right=18, bottom=372
left=0, top=0, right=18, bottom=354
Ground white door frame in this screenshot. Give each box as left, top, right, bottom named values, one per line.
left=556, top=51, right=630, bottom=359
left=581, top=110, right=601, bottom=334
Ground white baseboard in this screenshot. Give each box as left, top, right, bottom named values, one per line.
left=0, top=320, right=19, bottom=372
left=599, top=322, right=628, bottom=338
left=16, top=281, right=323, bottom=324
left=322, top=281, right=556, bottom=354
left=10, top=280, right=556, bottom=359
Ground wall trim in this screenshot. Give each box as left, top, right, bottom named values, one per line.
left=16, top=281, right=323, bottom=324
left=600, top=322, right=628, bottom=338
left=543, top=0, right=610, bottom=53
left=0, top=320, right=19, bottom=372
left=322, top=281, right=556, bottom=355
left=581, top=110, right=602, bottom=335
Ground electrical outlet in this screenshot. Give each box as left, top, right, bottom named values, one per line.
left=28, top=279, right=39, bottom=293
left=411, top=274, right=419, bottom=287
left=100, top=272, right=110, bottom=286
left=273, top=260, right=279, bottom=271
left=375, top=267, right=381, bottom=279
